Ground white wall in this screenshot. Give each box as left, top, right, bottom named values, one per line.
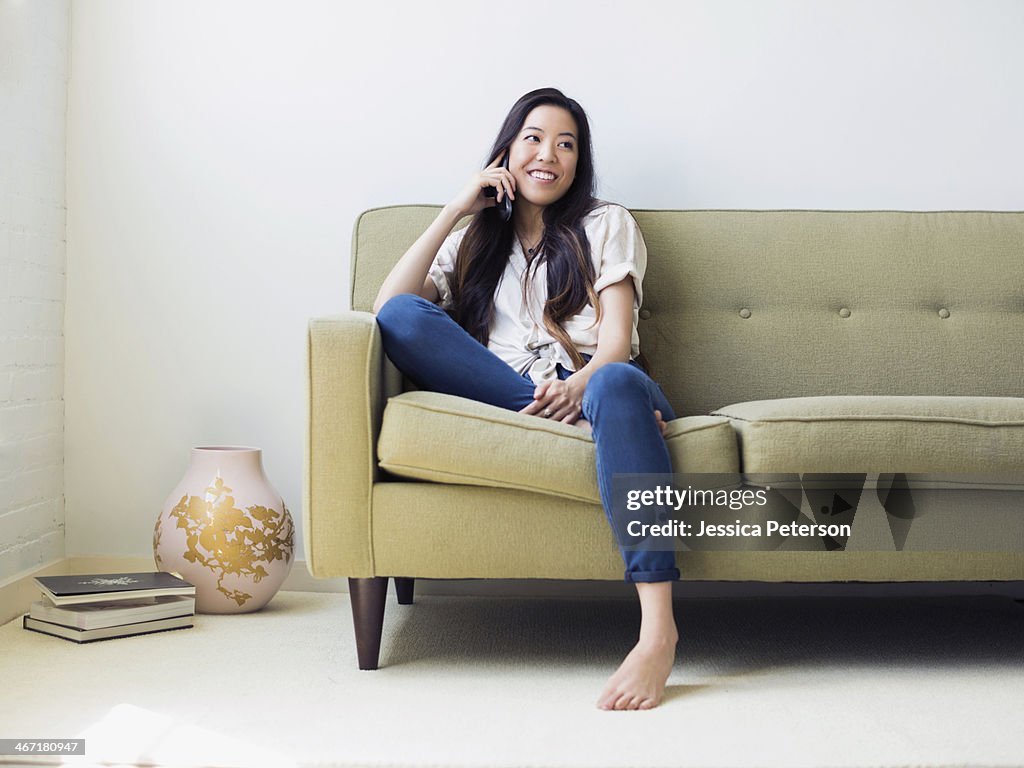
left=0, top=0, right=70, bottom=582
left=64, top=0, right=1024, bottom=559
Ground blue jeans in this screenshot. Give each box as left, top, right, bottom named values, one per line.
left=375, top=293, right=680, bottom=583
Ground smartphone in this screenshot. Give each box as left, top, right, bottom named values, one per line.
left=482, top=151, right=513, bottom=221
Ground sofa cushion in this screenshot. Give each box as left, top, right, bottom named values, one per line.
left=378, top=391, right=739, bottom=504
left=712, top=396, right=1024, bottom=474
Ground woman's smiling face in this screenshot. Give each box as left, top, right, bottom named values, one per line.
left=507, top=105, right=579, bottom=208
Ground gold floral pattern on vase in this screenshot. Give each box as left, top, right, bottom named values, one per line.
left=155, top=446, right=294, bottom=613
left=156, top=478, right=294, bottom=607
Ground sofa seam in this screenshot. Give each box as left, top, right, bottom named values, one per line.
left=389, top=399, right=593, bottom=441
left=362, top=319, right=377, bottom=575
left=713, top=413, right=1024, bottom=428
left=391, top=397, right=734, bottom=439
left=350, top=212, right=361, bottom=310
left=377, top=462, right=599, bottom=505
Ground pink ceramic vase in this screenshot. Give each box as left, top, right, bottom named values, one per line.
left=154, top=446, right=294, bottom=613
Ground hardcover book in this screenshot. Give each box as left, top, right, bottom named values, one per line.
left=22, top=614, right=195, bottom=643
left=28, top=595, right=196, bottom=630
left=34, top=572, right=195, bottom=606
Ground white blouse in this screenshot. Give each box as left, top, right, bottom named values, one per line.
left=427, top=203, right=647, bottom=384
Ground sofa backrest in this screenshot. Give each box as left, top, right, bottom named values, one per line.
left=351, top=206, right=1024, bottom=417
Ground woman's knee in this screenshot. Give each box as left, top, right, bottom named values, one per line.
left=375, top=294, right=443, bottom=349
left=376, top=293, right=432, bottom=327
left=582, top=363, right=655, bottom=421
left=586, top=362, right=648, bottom=401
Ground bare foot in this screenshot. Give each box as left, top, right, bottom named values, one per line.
left=597, top=631, right=678, bottom=710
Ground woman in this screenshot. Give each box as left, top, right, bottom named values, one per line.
left=373, top=87, right=679, bottom=711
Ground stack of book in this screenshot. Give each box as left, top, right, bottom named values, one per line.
left=22, top=571, right=196, bottom=643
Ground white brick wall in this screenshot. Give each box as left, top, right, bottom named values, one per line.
left=0, top=0, right=70, bottom=583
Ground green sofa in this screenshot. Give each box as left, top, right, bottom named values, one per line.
left=305, top=207, right=1024, bottom=669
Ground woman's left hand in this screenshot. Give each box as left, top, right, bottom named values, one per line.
left=519, top=374, right=587, bottom=424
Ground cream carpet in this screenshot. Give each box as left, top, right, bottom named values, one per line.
left=1, top=589, right=1023, bottom=768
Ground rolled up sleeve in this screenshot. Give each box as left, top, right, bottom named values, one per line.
left=590, top=205, right=647, bottom=308
left=427, top=227, right=468, bottom=310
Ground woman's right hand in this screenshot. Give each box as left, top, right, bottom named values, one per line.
left=448, top=152, right=516, bottom=217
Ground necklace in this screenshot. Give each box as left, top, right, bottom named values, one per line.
left=517, top=231, right=543, bottom=257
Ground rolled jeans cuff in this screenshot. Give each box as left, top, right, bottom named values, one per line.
left=624, top=567, right=680, bottom=583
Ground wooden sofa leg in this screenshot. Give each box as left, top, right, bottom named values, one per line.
left=348, top=577, right=388, bottom=670
left=394, top=577, right=415, bottom=605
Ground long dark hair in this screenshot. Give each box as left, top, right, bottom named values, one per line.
left=449, top=87, right=602, bottom=370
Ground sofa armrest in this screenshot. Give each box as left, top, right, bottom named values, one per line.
left=304, top=311, right=401, bottom=578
